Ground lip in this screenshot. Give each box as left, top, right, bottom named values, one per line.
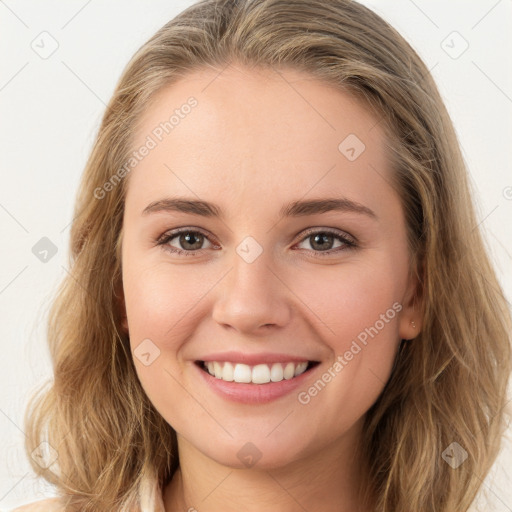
left=193, top=358, right=321, bottom=404
left=197, top=351, right=316, bottom=365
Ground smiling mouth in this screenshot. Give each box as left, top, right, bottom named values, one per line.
left=195, top=360, right=320, bottom=384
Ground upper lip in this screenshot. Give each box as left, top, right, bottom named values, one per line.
left=196, top=351, right=319, bottom=365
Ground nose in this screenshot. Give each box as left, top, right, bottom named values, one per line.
left=211, top=248, right=292, bottom=335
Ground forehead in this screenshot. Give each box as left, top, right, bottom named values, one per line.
left=126, top=64, right=392, bottom=212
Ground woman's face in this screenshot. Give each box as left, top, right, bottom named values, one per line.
left=121, top=64, right=419, bottom=469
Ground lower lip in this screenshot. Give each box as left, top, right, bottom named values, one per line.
left=194, top=362, right=319, bottom=404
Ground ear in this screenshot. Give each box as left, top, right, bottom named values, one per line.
left=398, top=265, right=423, bottom=341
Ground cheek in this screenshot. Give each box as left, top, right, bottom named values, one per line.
left=262, top=262, right=405, bottom=452
left=122, top=258, right=215, bottom=347
left=121, top=259, right=206, bottom=427
left=292, top=262, right=403, bottom=407
left=295, top=261, right=402, bottom=346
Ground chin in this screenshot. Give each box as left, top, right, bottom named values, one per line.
left=190, top=431, right=310, bottom=470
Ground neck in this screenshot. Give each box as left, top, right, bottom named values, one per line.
left=163, top=419, right=373, bottom=512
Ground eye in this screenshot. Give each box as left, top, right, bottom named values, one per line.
left=294, top=228, right=356, bottom=255
left=157, top=228, right=217, bottom=255
left=156, top=227, right=357, bottom=257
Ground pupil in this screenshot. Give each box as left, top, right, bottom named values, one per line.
left=312, top=233, right=333, bottom=251
left=181, top=232, right=203, bottom=250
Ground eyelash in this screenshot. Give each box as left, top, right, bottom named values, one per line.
left=156, top=226, right=357, bottom=257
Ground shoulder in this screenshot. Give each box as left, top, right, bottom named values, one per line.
left=11, top=498, right=64, bottom=512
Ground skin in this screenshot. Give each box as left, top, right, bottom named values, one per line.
left=120, top=64, right=421, bottom=512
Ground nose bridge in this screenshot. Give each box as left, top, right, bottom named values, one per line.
left=211, top=239, right=291, bottom=333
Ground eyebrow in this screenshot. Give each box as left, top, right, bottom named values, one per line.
left=142, top=197, right=377, bottom=220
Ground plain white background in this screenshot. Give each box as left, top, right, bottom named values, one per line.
left=1, top=0, right=511, bottom=510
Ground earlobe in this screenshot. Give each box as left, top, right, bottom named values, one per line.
left=120, top=314, right=129, bottom=333
left=399, top=318, right=420, bottom=341
left=398, top=269, right=423, bottom=340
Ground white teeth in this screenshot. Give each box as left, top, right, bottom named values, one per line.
left=203, top=361, right=310, bottom=384
left=294, top=362, right=308, bottom=376
left=233, top=363, right=252, bottom=383
left=252, top=364, right=271, bottom=384
left=283, top=362, right=295, bottom=380
left=222, top=361, right=234, bottom=382
left=270, top=363, right=283, bottom=382
left=213, top=361, right=223, bottom=379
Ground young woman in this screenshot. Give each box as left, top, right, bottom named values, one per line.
left=15, top=0, right=511, bottom=511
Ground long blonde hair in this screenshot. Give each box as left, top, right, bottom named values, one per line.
left=24, top=0, right=511, bottom=510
